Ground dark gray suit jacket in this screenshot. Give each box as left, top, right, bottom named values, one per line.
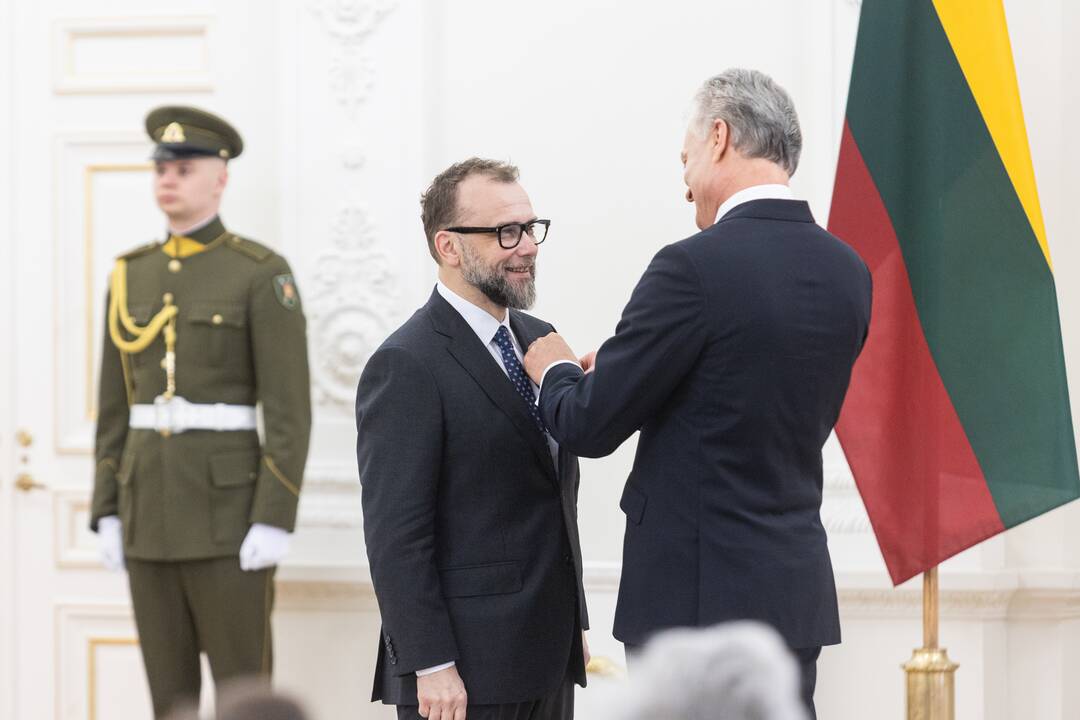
left=356, top=289, right=588, bottom=706
left=540, top=200, right=871, bottom=649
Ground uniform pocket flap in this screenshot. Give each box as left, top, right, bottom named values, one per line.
left=209, top=450, right=259, bottom=488
left=188, top=302, right=246, bottom=328
left=619, top=482, right=647, bottom=525
left=439, top=561, right=522, bottom=598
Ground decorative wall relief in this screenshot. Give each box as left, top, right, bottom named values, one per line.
left=306, top=204, right=398, bottom=408
left=303, top=0, right=403, bottom=413
left=308, top=0, right=395, bottom=124
left=328, top=52, right=376, bottom=121
left=307, top=0, right=396, bottom=45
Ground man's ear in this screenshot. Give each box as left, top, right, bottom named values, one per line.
left=710, top=118, right=729, bottom=163
left=434, top=230, right=461, bottom=267
left=213, top=159, right=229, bottom=196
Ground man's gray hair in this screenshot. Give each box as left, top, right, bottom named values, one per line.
left=610, top=621, right=808, bottom=720
left=693, top=68, right=802, bottom=176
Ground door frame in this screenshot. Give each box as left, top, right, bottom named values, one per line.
left=0, top=0, right=18, bottom=715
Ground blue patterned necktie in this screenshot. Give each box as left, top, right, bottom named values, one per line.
left=493, top=326, right=546, bottom=433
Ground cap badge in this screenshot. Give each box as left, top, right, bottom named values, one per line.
left=162, top=122, right=186, bottom=143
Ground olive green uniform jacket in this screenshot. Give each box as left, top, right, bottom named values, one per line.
left=90, top=217, right=311, bottom=560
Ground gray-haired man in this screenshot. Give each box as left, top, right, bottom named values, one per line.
left=524, top=69, right=872, bottom=718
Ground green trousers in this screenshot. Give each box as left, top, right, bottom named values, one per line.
left=126, top=557, right=275, bottom=718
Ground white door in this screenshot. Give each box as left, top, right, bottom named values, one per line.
left=2, top=3, right=283, bottom=718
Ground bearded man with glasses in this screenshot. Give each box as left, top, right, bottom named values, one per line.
left=356, top=157, right=589, bottom=720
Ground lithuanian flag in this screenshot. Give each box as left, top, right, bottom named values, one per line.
left=828, top=0, right=1079, bottom=585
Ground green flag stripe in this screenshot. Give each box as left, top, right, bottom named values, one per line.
left=844, top=0, right=1079, bottom=526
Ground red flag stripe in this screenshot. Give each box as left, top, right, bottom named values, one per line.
left=830, top=122, right=1005, bottom=584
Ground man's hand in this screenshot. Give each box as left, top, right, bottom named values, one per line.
left=523, top=332, right=578, bottom=385
left=238, top=523, right=291, bottom=571
left=583, top=630, right=591, bottom=667
left=579, top=351, right=597, bottom=374
left=97, top=515, right=124, bottom=572
left=417, top=665, right=467, bottom=720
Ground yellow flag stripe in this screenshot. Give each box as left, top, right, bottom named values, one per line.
left=931, top=0, right=1051, bottom=270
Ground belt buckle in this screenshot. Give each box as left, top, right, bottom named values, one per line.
left=153, top=395, right=191, bottom=436
left=152, top=395, right=171, bottom=436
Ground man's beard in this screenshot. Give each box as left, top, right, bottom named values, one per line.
left=460, top=241, right=536, bottom=310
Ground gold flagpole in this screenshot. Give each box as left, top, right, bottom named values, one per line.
left=904, top=566, right=958, bottom=719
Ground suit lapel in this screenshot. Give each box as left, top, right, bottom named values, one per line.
left=426, top=291, right=557, bottom=481
left=508, top=310, right=540, bottom=355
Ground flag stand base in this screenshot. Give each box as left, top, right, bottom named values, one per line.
left=904, top=647, right=958, bottom=719
left=903, top=567, right=958, bottom=719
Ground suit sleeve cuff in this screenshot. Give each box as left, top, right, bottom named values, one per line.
left=416, top=661, right=456, bottom=677
left=537, top=360, right=583, bottom=401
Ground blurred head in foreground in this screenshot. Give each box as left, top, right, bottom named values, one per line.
left=165, top=677, right=310, bottom=720
left=613, top=621, right=807, bottom=720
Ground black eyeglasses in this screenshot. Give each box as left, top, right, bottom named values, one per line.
left=444, top=219, right=550, bottom=249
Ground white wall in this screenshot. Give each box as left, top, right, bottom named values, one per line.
left=420, top=3, right=1080, bottom=719
left=3, top=0, right=1079, bottom=718
left=422, top=0, right=864, bottom=570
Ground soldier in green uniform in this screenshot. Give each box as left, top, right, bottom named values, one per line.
left=89, top=106, right=312, bottom=718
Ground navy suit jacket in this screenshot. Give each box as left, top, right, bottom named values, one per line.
left=357, top=290, right=588, bottom=706
left=539, top=199, right=871, bottom=649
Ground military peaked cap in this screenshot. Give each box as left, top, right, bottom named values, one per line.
left=145, top=105, right=244, bottom=161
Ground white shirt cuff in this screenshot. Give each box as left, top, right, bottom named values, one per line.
left=537, top=360, right=583, bottom=402
left=416, top=661, right=456, bottom=677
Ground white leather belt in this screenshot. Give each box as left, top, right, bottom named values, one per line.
left=129, top=395, right=257, bottom=434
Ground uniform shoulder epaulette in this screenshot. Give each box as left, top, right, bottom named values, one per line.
left=223, top=234, right=274, bottom=262
left=117, top=240, right=161, bottom=261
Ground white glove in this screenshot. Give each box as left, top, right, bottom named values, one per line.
left=239, top=523, right=291, bottom=571
left=97, top=515, right=125, bottom=572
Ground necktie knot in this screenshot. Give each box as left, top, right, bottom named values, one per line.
left=494, top=325, right=513, bottom=349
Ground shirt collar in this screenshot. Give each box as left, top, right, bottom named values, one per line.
left=436, top=281, right=512, bottom=347
left=168, top=213, right=220, bottom=239
left=716, top=184, right=794, bottom=222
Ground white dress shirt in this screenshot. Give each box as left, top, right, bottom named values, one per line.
left=536, top=183, right=797, bottom=391
left=715, top=183, right=794, bottom=221
left=437, top=282, right=528, bottom=378
left=420, top=282, right=560, bottom=678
